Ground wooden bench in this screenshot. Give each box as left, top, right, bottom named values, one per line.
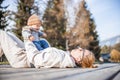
left=0, top=63, right=120, bottom=80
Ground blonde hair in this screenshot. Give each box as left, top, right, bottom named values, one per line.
left=77, top=50, right=95, bottom=68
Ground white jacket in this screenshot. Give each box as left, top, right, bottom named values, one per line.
left=25, top=41, right=76, bottom=68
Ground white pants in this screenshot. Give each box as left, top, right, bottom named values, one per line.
left=0, top=45, right=3, bottom=57
left=0, top=30, right=30, bottom=68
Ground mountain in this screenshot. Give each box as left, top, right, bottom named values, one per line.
left=100, top=35, right=120, bottom=47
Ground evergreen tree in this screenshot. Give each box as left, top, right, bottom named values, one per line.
left=89, top=18, right=101, bottom=59
left=43, top=0, right=66, bottom=50
left=113, top=43, right=120, bottom=52
left=67, top=0, right=100, bottom=59
left=0, top=0, right=8, bottom=62
left=12, top=0, right=35, bottom=40
left=0, top=0, right=7, bottom=30
left=101, top=45, right=112, bottom=53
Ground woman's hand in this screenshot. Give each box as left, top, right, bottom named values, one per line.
left=29, top=35, right=35, bottom=41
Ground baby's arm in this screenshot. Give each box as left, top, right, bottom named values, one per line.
left=42, top=32, right=47, bottom=37
left=38, top=31, right=47, bottom=37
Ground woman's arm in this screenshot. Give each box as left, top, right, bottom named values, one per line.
left=22, top=26, right=33, bottom=41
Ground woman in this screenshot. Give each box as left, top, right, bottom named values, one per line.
left=0, top=30, right=95, bottom=68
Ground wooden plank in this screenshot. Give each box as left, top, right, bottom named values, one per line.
left=0, top=63, right=120, bottom=80
left=113, top=71, right=120, bottom=80
left=62, top=66, right=120, bottom=80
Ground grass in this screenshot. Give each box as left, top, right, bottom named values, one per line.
left=0, top=61, right=9, bottom=65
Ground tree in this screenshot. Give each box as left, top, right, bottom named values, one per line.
left=67, top=0, right=100, bottom=59
left=89, top=18, right=101, bottom=59
left=100, top=45, right=112, bottom=53
left=113, top=43, right=120, bottom=52
left=11, top=0, right=35, bottom=40
left=0, top=0, right=8, bottom=30
left=0, top=0, right=8, bottom=62
left=43, top=0, right=66, bottom=50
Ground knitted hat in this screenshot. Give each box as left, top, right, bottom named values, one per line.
left=27, top=14, right=41, bottom=26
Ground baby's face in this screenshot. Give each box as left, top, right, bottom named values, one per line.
left=31, top=24, right=41, bottom=30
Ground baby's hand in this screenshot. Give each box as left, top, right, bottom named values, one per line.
left=29, top=36, right=35, bottom=41
left=42, top=33, right=47, bottom=37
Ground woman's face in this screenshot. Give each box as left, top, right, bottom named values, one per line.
left=70, top=48, right=83, bottom=63
left=70, top=48, right=90, bottom=64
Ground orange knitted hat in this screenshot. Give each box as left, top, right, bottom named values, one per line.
left=27, top=14, right=41, bottom=26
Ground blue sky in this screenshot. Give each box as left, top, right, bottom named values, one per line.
left=86, top=0, right=120, bottom=41
left=2, top=0, right=120, bottom=42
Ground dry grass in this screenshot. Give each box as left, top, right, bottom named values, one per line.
left=110, top=49, right=120, bottom=62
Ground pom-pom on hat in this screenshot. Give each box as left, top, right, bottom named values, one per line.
left=27, top=14, right=41, bottom=26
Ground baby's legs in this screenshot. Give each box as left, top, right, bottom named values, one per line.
left=39, top=39, right=50, bottom=48
left=33, top=41, right=44, bottom=50
left=33, top=39, right=50, bottom=51
left=39, top=39, right=50, bottom=49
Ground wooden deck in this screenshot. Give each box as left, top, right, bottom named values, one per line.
left=0, top=63, right=120, bottom=80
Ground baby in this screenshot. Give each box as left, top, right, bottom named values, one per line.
left=22, top=14, right=50, bottom=51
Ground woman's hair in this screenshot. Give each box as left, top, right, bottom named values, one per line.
left=77, top=50, right=95, bottom=68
